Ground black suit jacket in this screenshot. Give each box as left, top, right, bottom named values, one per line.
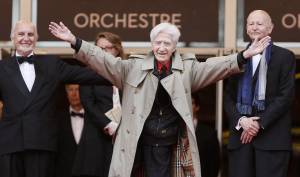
left=56, top=107, right=113, bottom=177
left=0, top=55, right=110, bottom=155
left=195, top=123, right=220, bottom=177
left=66, top=85, right=115, bottom=177
left=56, top=110, right=78, bottom=177
left=224, top=45, right=296, bottom=150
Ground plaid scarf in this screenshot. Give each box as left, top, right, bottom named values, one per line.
left=171, top=126, right=195, bottom=177
left=134, top=127, right=195, bottom=177
left=236, top=42, right=272, bottom=115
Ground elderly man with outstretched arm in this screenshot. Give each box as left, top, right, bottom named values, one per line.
left=49, top=21, right=270, bottom=177
left=0, top=20, right=111, bottom=177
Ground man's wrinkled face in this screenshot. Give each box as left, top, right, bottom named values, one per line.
left=246, top=11, right=273, bottom=41
left=12, top=22, right=37, bottom=56
left=65, top=84, right=81, bottom=108
left=151, top=33, right=176, bottom=62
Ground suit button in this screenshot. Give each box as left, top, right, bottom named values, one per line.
left=185, top=88, right=189, bottom=93
left=126, top=129, right=130, bottom=134
left=131, top=106, right=135, bottom=114
left=139, top=114, right=144, bottom=119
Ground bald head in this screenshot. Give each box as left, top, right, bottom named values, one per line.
left=246, top=10, right=274, bottom=41
left=248, top=10, right=273, bottom=25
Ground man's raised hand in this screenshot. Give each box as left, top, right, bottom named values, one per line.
left=49, top=22, right=76, bottom=45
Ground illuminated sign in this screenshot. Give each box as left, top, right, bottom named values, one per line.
left=37, top=0, right=219, bottom=42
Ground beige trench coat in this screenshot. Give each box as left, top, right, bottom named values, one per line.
left=75, top=41, right=241, bottom=177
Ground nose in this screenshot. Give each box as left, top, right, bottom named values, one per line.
left=252, top=24, right=258, bottom=30
left=23, top=34, right=30, bottom=41
left=158, top=42, right=168, bottom=49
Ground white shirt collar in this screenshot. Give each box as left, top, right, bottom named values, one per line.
left=69, top=106, right=84, bottom=115
left=15, top=51, right=34, bottom=57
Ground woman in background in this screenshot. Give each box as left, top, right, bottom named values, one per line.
left=79, top=32, right=125, bottom=177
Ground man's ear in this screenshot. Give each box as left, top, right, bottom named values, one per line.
left=172, top=46, right=176, bottom=52
left=268, top=23, right=274, bottom=35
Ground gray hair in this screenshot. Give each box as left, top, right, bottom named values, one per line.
left=150, top=22, right=181, bottom=43
left=10, top=20, right=39, bottom=40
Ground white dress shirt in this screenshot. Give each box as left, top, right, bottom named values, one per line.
left=16, top=52, right=35, bottom=91
left=235, top=54, right=262, bottom=130
left=70, top=107, right=85, bottom=144
left=252, top=54, right=261, bottom=76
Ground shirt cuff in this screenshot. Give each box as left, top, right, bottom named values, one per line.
left=104, top=121, right=114, bottom=130
left=235, top=116, right=247, bottom=130
left=237, top=51, right=248, bottom=68
left=71, top=38, right=82, bottom=53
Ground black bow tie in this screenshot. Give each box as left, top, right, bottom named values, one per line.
left=17, top=55, right=34, bottom=64
left=70, top=111, right=84, bottom=118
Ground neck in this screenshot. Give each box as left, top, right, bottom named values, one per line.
left=71, top=105, right=83, bottom=112
left=16, top=50, right=33, bottom=57
left=157, top=60, right=170, bottom=64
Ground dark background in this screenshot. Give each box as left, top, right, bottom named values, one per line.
left=244, top=0, right=300, bottom=42
left=0, top=0, right=12, bottom=41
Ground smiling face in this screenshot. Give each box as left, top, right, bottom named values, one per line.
left=12, top=21, right=38, bottom=56
left=246, top=10, right=273, bottom=41
left=151, top=32, right=176, bottom=62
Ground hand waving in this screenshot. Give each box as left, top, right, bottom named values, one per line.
left=49, top=22, right=76, bottom=45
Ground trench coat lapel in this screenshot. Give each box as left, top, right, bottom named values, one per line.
left=160, top=52, right=195, bottom=134
left=142, top=52, right=159, bottom=91
left=160, top=51, right=184, bottom=96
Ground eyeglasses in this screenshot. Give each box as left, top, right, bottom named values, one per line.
left=152, top=40, right=173, bottom=48
left=99, top=46, right=115, bottom=51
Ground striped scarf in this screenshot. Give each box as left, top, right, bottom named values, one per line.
left=236, top=42, right=272, bottom=115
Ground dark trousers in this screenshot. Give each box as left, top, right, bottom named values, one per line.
left=0, top=150, right=55, bottom=177
left=143, top=145, right=172, bottom=177
left=229, top=144, right=290, bottom=177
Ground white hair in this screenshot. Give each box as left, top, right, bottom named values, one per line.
left=150, top=22, right=181, bottom=43
left=10, top=20, right=39, bottom=40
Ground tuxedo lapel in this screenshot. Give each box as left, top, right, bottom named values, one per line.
left=4, top=57, right=30, bottom=97
left=23, top=56, right=46, bottom=108
left=67, top=113, right=79, bottom=146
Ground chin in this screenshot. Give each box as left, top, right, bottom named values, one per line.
left=156, top=57, right=169, bottom=62
left=17, top=46, right=34, bottom=54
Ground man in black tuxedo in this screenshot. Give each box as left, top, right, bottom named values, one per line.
left=0, top=20, right=110, bottom=177
left=56, top=84, right=116, bottom=177
left=56, top=84, right=85, bottom=177
left=224, top=10, right=296, bottom=177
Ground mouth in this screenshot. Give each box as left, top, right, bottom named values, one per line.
left=20, top=43, right=32, bottom=45
left=156, top=52, right=167, bottom=57
left=251, top=32, right=261, bottom=36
